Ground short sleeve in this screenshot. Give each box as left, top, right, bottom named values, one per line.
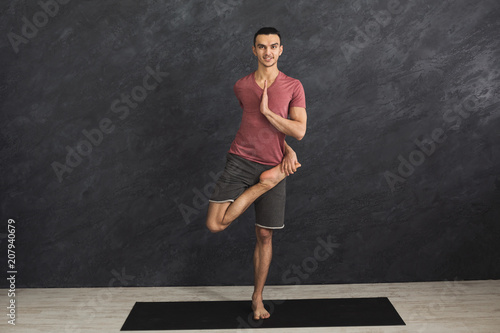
left=289, top=81, right=306, bottom=108
left=234, top=81, right=243, bottom=108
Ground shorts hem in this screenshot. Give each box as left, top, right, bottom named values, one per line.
left=255, top=223, right=285, bottom=230
left=209, top=199, right=235, bottom=203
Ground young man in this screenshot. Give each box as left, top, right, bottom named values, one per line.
left=206, top=27, right=307, bottom=320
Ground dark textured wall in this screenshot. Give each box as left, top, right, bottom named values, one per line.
left=1, top=0, right=499, bottom=288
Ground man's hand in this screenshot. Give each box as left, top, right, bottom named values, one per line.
left=281, top=145, right=300, bottom=176
left=260, top=80, right=270, bottom=116
left=259, top=79, right=307, bottom=141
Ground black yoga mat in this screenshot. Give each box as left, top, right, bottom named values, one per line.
left=121, top=297, right=405, bottom=330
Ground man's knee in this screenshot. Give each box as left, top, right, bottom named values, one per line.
left=206, top=220, right=221, bottom=233
left=206, top=202, right=230, bottom=233
left=206, top=218, right=228, bottom=233
left=256, top=227, right=273, bottom=243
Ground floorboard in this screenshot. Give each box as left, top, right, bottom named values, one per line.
left=1, top=280, right=499, bottom=332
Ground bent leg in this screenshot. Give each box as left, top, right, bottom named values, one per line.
left=205, top=181, right=274, bottom=233
left=206, top=201, right=232, bottom=233
left=206, top=162, right=299, bottom=233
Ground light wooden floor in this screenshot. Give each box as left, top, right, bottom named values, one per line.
left=1, top=280, right=499, bottom=332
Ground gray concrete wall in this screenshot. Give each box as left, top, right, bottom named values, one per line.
left=1, top=0, right=499, bottom=287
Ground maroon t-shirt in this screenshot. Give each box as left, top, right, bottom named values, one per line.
left=228, top=71, right=306, bottom=166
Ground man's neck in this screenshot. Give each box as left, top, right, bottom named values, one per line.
left=254, top=66, right=280, bottom=82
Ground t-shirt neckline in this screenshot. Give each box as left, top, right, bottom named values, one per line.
left=252, top=71, right=281, bottom=90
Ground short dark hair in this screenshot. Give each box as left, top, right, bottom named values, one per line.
left=253, top=27, right=281, bottom=46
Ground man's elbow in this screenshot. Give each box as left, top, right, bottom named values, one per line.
left=295, top=128, right=306, bottom=141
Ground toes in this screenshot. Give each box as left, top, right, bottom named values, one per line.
left=253, top=311, right=270, bottom=320
left=253, top=312, right=267, bottom=320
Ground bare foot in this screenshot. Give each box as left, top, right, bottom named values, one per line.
left=252, top=298, right=270, bottom=320
left=259, top=162, right=301, bottom=188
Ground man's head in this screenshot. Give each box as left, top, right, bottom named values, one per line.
left=253, top=27, right=281, bottom=46
left=253, top=27, right=283, bottom=68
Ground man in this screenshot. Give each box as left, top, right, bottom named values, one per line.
left=206, top=27, right=307, bottom=320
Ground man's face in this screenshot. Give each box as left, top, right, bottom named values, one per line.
left=252, top=34, right=283, bottom=68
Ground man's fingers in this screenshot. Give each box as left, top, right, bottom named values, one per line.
left=289, top=163, right=300, bottom=175
left=281, top=158, right=300, bottom=177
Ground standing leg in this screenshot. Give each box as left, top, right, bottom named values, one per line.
left=252, top=226, right=273, bottom=320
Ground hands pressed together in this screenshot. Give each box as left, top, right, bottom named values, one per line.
left=259, top=79, right=271, bottom=116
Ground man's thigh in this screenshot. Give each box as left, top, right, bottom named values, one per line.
left=254, top=178, right=286, bottom=229
left=209, top=153, right=259, bottom=203
left=206, top=201, right=231, bottom=224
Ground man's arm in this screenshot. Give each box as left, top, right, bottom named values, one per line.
left=260, top=80, right=307, bottom=141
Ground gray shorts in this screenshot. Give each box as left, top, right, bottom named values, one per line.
left=209, top=153, right=286, bottom=229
